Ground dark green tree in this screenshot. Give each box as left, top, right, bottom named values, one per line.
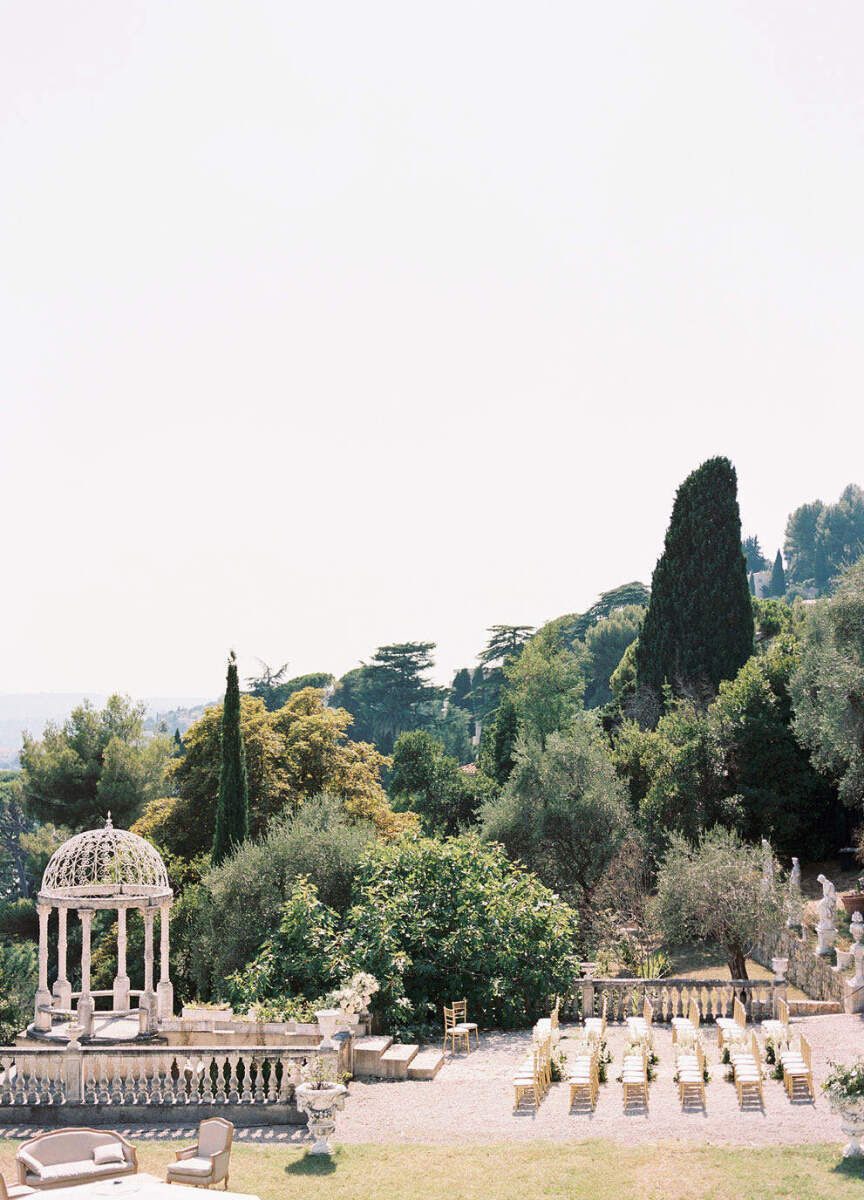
left=212, top=651, right=250, bottom=865
left=20, top=695, right=171, bottom=829
left=783, top=500, right=825, bottom=587
left=469, top=626, right=535, bottom=721
left=490, top=691, right=519, bottom=785
left=390, top=730, right=491, bottom=833
left=450, top=668, right=473, bottom=711
left=769, top=550, right=786, bottom=597
left=636, top=457, right=753, bottom=704
left=741, top=535, right=768, bottom=574
left=332, top=644, right=442, bottom=754
left=246, top=661, right=334, bottom=711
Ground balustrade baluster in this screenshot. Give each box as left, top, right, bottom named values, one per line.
left=227, top=1054, right=240, bottom=1104
left=252, top=1056, right=265, bottom=1103
left=111, top=1056, right=123, bottom=1104
left=265, top=1057, right=278, bottom=1102
left=0, top=1056, right=11, bottom=1104
left=240, top=1054, right=253, bottom=1103
left=277, top=1058, right=293, bottom=1103
left=25, top=1057, right=39, bottom=1106
left=121, top=1058, right=135, bottom=1105
left=214, top=1053, right=227, bottom=1103
left=41, top=1055, right=54, bottom=1104
left=165, top=1055, right=177, bottom=1104
left=202, top=1055, right=215, bottom=1104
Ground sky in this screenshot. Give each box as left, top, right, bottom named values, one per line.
left=2, top=1, right=864, bottom=700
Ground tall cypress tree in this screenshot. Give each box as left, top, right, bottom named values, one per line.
left=769, top=550, right=786, bottom=597
left=212, top=650, right=249, bottom=865
left=491, top=691, right=519, bottom=785
left=636, top=457, right=753, bottom=702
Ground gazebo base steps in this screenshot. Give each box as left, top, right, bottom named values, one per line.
left=407, top=1049, right=445, bottom=1080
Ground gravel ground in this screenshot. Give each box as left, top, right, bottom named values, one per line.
left=1, top=1015, right=861, bottom=1149
left=332, top=1014, right=864, bottom=1146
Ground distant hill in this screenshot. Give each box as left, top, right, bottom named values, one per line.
left=0, top=693, right=211, bottom=770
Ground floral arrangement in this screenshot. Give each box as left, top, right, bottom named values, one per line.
left=327, top=972, right=379, bottom=1018
left=823, top=1060, right=864, bottom=1112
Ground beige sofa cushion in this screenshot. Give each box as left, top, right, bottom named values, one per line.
left=93, top=1145, right=125, bottom=1166
left=28, top=1161, right=134, bottom=1185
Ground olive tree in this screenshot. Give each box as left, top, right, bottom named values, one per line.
left=652, top=826, right=785, bottom=980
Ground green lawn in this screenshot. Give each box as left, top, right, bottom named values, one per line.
left=3, top=1139, right=862, bottom=1200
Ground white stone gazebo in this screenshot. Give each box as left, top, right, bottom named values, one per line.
left=31, top=815, right=174, bottom=1042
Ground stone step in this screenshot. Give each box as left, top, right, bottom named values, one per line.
left=407, top=1048, right=445, bottom=1080
left=378, top=1042, right=419, bottom=1080
left=353, top=1035, right=394, bottom=1077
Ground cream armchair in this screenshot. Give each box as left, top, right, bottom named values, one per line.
left=166, top=1118, right=234, bottom=1190
left=1, top=1174, right=35, bottom=1199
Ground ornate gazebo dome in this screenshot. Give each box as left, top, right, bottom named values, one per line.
left=40, top=813, right=170, bottom=901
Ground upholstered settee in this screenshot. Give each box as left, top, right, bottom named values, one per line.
left=16, top=1129, right=137, bottom=1190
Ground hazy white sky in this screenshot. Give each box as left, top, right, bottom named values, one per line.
left=2, top=1, right=864, bottom=699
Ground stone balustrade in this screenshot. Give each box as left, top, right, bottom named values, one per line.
left=572, top=976, right=784, bottom=1024
left=0, top=1044, right=321, bottom=1125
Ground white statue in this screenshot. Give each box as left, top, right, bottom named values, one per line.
left=817, top=873, right=837, bottom=924
left=789, top=857, right=801, bottom=893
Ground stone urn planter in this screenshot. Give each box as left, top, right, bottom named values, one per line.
left=315, top=1008, right=353, bottom=1040
left=841, top=892, right=864, bottom=918
left=295, top=1082, right=347, bottom=1155
left=831, top=1096, right=864, bottom=1158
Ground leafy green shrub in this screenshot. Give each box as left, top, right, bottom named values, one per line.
left=183, top=795, right=373, bottom=998
left=219, top=834, right=580, bottom=1039
left=224, top=876, right=340, bottom=1012
left=0, top=898, right=36, bottom=941
left=0, top=942, right=37, bottom=1042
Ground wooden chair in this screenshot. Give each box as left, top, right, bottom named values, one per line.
left=443, top=1005, right=472, bottom=1053
left=0, top=1176, right=35, bottom=1200
left=731, top=1032, right=764, bottom=1108
left=584, top=994, right=607, bottom=1042
left=622, top=1045, right=649, bottom=1109
left=536, top=996, right=560, bottom=1043
left=762, top=995, right=790, bottom=1045
left=717, top=995, right=747, bottom=1050
left=568, top=1048, right=599, bottom=1111
left=676, top=1040, right=706, bottom=1109
left=780, top=1035, right=814, bottom=1102
left=672, top=995, right=701, bottom=1044
left=452, top=999, right=479, bottom=1049
left=166, top=1118, right=234, bottom=1189
left=627, top=995, right=654, bottom=1040
left=513, top=1043, right=543, bottom=1110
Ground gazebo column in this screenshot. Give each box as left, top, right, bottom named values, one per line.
left=157, top=903, right=174, bottom=1020
left=33, top=904, right=53, bottom=1032
left=52, top=906, right=72, bottom=1009
left=113, top=906, right=131, bottom=1011
left=139, top=908, right=158, bottom=1035
left=76, top=909, right=94, bottom=1038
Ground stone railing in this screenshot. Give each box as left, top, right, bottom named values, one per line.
left=572, top=976, right=783, bottom=1024
left=0, top=1044, right=320, bottom=1125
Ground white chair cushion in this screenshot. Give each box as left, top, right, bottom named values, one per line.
left=168, top=1157, right=214, bottom=1178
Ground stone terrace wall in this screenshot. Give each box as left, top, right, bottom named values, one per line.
left=753, top=928, right=846, bottom=1004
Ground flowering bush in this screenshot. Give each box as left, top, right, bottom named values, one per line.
left=328, top=972, right=379, bottom=1017
left=823, top=1060, right=864, bottom=1111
